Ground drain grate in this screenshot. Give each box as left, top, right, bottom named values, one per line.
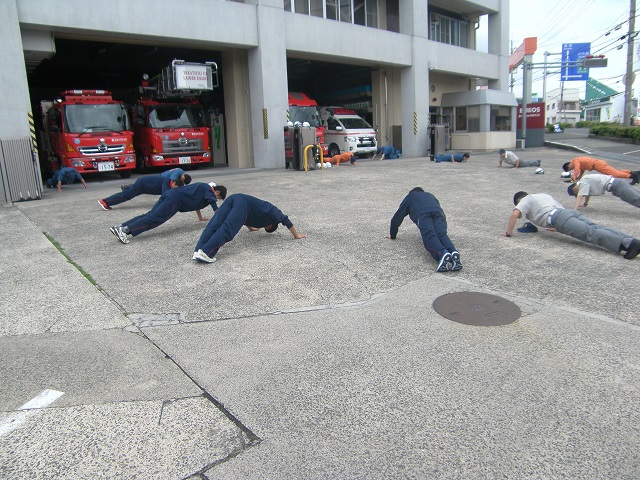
left=432, top=292, right=521, bottom=326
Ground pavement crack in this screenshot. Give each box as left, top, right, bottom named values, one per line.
left=125, top=327, right=262, bottom=452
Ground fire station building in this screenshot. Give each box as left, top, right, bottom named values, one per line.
left=2, top=0, right=515, bottom=171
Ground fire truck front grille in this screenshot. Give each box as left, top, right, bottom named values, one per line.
left=79, top=144, right=126, bottom=155
left=162, top=138, right=203, bottom=153
left=357, top=136, right=376, bottom=148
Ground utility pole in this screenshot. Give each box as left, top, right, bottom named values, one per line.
left=560, top=80, right=566, bottom=124
left=542, top=51, right=549, bottom=102
left=510, top=40, right=515, bottom=93
left=624, top=0, right=636, bottom=126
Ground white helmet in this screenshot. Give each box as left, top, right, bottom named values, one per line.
left=535, top=168, right=544, bottom=174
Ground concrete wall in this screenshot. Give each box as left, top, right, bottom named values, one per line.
left=1, top=0, right=32, bottom=138
left=451, top=131, right=515, bottom=152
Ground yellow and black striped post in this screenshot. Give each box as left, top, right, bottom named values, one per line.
left=27, top=111, right=43, bottom=171
left=413, top=112, right=418, bottom=135
left=28, top=111, right=38, bottom=155
left=262, top=108, right=269, bottom=139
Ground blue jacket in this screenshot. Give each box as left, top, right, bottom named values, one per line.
left=160, top=182, right=219, bottom=212
left=377, top=145, right=398, bottom=159
left=141, top=175, right=174, bottom=194
left=389, top=190, right=442, bottom=239
left=161, top=168, right=186, bottom=181
left=232, top=194, right=294, bottom=229
left=52, top=167, right=83, bottom=184
left=434, top=153, right=466, bottom=163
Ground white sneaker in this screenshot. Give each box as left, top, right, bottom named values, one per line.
left=110, top=225, right=129, bottom=244
left=193, top=249, right=216, bottom=264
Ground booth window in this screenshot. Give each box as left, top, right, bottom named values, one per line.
left=468, top=105, right=480, bottom=132
left=491, top=105, right=511, bottom=131
left=455, top=106, right=467, bottom=131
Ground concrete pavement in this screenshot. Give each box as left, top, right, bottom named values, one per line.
left=1, top=138, right=639, bottom=479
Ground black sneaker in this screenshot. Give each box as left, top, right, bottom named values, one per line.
left=437, top=252, right=452, bottom=272
left=631, top=171, right=640, bottom=186
left=450, top=251, right=463, bottom=271
left=624, top=238, right=640, bottom=259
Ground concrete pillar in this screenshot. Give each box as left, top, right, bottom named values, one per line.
left=479, top=104, right=490, bottom=132
left=222, top=50, right=252, bottom=169
left=0, top=0, right=32, bottom=138
left=246, top=3, right=288, bottom=169
left=487, top=0, right=510, bottom=92
left=397, top=0, right=430, bottom=157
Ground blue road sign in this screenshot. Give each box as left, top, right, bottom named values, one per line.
left=561, top=43, right=590, bottom=81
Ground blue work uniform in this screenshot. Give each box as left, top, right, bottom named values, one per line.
left=389, top=190, right=456, bottom=261
left=434, top=153, right=466, bottom=163
left=47, top=167, right=84, bottom=187
left=102, top=175, right=173, bottom=208
left=161, top=168, right=186, bottom=181
left=195, top=194, right=294, bottom=258
left=377, top=145, right=398, bottom=159
left=123, top=182, right=219, bottom=237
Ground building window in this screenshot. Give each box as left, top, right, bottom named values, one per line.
left=491, top=106, right=511, bottom=131
left=295, top=0, right=310, bottom=15
left=585, top=108, right=600, bottom=122
left=310, top=0, right=323, bottom=17
left=290, top=0, right=377, bottom=26
left=429, top=11, right=469, bottom=47
left=455, top=106, right=467, bottom=131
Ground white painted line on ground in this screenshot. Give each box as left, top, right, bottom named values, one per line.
left=622, top=149, right=640, bottom=155
left=0, top=389, right=64, bottom=438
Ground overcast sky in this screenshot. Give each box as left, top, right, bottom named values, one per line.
left=481, top=0, right=636, bottom=99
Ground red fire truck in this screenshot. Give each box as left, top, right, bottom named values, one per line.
left=40, top=90, right=135, bottom=177
left=131, top=60, right=218, bottom=171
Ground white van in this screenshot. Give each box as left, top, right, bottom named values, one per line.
left=319, top=107, right=377, bottom=158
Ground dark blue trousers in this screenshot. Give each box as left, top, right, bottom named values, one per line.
left=103, top=177, right=164, bottom=207
left=417, top=211, right=455, bottom=261
left=123, top=196, right=179, bottom=237
left=195, top=196, right=248, bottom=257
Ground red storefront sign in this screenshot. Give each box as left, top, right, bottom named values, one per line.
left=517, top=102, right=546, bottom=129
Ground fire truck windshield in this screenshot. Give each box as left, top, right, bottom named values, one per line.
left=148, top=105, right=206, bottom=128
left=64, top=104, right=129, bottom=133
left=289, top=106, right=321, bottom=127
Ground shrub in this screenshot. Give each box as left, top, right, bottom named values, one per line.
left=589, top=122, right=640, bottom=140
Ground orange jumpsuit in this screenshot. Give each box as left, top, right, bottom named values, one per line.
left=569, top=156, right=632, bottom=181
left=326, top=152, right=355, bottom=166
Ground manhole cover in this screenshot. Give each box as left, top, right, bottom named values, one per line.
left=432, top=292, right=521, bottom=326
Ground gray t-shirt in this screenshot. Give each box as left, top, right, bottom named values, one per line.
left=502, top=151, right=519, bottom=166
left=515, top=193, right=563, bottom=227
left=576, top=173, right=612, bottom=197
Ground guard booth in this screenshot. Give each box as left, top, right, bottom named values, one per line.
left=285, top=123, right=317, bottom=170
